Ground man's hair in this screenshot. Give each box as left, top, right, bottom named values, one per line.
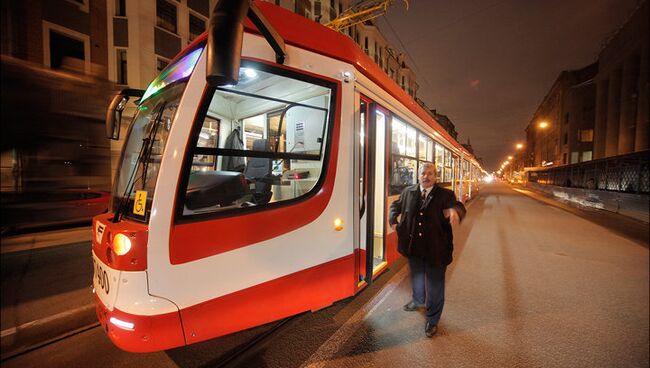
left=419, top=162, right=436, bottom=173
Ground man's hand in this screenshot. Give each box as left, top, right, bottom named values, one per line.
left=443, top=208, right=460, bottom=225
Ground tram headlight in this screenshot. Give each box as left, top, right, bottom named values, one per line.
left=113, top=233, right=132, bottom=256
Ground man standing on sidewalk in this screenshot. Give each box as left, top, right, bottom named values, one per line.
left=389, top=162, right=466, bottom=337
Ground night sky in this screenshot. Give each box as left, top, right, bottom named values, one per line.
left=376, top=0, right=642, bottom=171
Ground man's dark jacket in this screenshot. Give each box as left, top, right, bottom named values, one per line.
left=388, top=184, right=466, bottom=266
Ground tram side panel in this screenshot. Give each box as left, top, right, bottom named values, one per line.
left=145, top=37, right=359, bottom=346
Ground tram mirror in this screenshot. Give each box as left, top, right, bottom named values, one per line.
left=206, top=0, right=286, bottom=87
left=106, top=94, right=128, bottom=140
left=206, top=0, right=248, bottom=87
left=106, top=89, right=144, bottom=140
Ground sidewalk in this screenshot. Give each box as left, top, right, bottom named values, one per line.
left=510, top=183, right=649, bottom=247
left=1, top=227, right=96, bottom=360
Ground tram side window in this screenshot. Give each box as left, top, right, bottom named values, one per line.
left=434, top=143, right=445, bottom=181
left=444, top=149, right=452, bottom=183
left=390, top=117, right=417, bottom=195
left=182, top=63, right=332, bottom=216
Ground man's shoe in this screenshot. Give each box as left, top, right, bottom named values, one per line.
left=425, top=322, right=438, bottom=337
left=403, top=301, right=421, bottom=311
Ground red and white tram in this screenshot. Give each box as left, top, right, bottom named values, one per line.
left=93, top=0, right=483, bottom=352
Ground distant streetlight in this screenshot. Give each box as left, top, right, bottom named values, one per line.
left=516, top=143, right=524, bottom=149
left=507, top=156, right=513, bottom=160
left=538, top=121, right=549, bottom=129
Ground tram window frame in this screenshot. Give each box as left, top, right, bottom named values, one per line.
left=174, top=59, right=337, bottom=223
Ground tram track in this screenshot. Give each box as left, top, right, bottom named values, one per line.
left=200, top=316, right=298, bottom=368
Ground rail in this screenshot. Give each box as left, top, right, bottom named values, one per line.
left=525, top=150, right=649, bottom=194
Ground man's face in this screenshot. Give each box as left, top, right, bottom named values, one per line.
left=419, top=165, right=437, bottom=189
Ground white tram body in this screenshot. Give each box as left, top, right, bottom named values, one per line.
left=92, top=1, right=483, bottom=352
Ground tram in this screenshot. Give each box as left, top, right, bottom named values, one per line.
left=92, top=0, right=483, bottom=352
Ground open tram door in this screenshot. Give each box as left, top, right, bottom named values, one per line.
left=355, top=94, right=388, bottom=288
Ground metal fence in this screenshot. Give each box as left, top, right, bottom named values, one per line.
left=526, top=150, right=649, bottom=194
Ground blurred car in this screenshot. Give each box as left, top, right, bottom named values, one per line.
left=1, top=189, right=109, bottom=236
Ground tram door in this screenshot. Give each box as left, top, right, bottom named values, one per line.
left=355, top=95, right=386, bottom=287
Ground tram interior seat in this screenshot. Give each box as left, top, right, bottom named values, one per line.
left=244, top=138, right=273, bottom=205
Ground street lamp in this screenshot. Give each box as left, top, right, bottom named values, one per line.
left=516, top=143, right=524, bottom=150
left=537, top=121, right=551, bottom=167
left=507, top=156, right=513, bottom=160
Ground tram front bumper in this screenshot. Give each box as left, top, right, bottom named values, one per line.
left=94, top=294, right=185, bottom=352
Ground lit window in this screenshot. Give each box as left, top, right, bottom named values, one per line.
left=579, top=129, right=593, bottom=142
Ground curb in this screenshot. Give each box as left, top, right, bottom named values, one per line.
left=0, top=303, right=97, bottom=361
left=1, top=227, right=91, bottom=254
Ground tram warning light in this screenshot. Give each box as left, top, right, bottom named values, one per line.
left=334, top=218, right=343, bottom=231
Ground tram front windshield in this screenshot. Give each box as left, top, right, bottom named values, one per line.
left=111, top=45, right=203, bottom=222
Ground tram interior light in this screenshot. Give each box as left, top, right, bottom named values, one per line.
left=113, top=233, right=132, bottom=256
left=109, top=317, right=135, bottom=331
left=239, top=67, right=258, bottom=82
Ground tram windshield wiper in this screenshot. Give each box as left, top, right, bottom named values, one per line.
left=112, top=104, right=166, bottom=223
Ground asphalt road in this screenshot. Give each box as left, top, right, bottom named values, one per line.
left=2, top=182, right=648, bottom=367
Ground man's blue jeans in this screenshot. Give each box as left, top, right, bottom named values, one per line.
left=408, top=257, right=447, bottom=325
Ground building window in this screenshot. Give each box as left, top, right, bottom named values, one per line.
left=115, top=0, right=126, bottom=16
left=578, top=129, right=593, bottom=142
left=314, top=0, right=322, bottom=21
left=157, top=0, right=177, bottom=34
left=66, top=0, right=89, bottom=12
left=330, top=0, right=336, bottom=20
left=570, top=151, right=579, bottom=164
left=364, top=37, right=368, bottom=53
left=564, top=112, right=569, bottom=125
left=116, top=49, right=127, bottom=85
left=49, top=30, right=85, bottom=72
left=581, top=151, right=592, bottom=162
left=390, top=117, right=417, bottom=194
left=295, top=0, right=311, bottom=18
left=563, top=132, right=568, bottom=145
left=189, top=13, right=206, bottom=41
left=157, top=57, right=169, bottom=73
left=562, top=152, right=567, bottom=164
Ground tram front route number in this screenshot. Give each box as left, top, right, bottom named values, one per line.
left=93, top=258, right=110, bottom=295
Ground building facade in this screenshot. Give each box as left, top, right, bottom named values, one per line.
left=1, top=0, right=115, bottom=192
left=525, top=0, right=648, bottom=170
left=268, top=0, right=419, bottom=99
left=1, top=0, right=109, bottom=77
left=593, top=0, right=649, bottom=159
left=106, top=0, right=213, bottom=89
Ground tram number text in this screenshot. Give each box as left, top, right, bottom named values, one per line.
left=93, top=259, right=110, bottom=295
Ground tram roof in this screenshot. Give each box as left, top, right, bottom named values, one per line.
left=186, top=0, right=475, bottom=161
